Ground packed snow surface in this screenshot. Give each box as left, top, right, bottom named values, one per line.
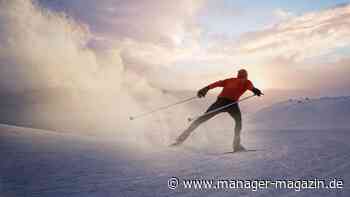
left=0, top=124, right=349, bottom=196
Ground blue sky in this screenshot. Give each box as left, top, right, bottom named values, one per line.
left=199, top=0, right=350, bottom=38
left=35, top=0, right=350, bottom=91
left=1, top=0, right=350, bottom=94
left=37, top=0, right=350, bottom=43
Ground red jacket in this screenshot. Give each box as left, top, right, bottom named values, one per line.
left=208, top=78, right=254, bottom=101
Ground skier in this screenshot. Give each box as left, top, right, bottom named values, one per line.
left=171, top=69, right=263, bottom=152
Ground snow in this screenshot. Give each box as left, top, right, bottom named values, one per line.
left=251, top=96, right=350, bottom=129
left=0, top=124, right=349, bottom=196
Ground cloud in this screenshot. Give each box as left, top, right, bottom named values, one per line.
left=1, top=0, right=349, bottom=95
left=254, top=55, right=350, bottom=92
left=238, top=4, right=350, bottom=62
left=200, top=4, right=350, bottom=92
left=34, top=0, right=210, bottom=91
left=38, top=0, right=205, bottom=47
left=273, top=8, right=295, bottom=20
left=200, top=0, right=242, bottom=19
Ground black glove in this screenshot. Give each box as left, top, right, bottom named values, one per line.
left=197, top=86, right=210, bottom=98
left=252, top=87, right=263, bottom=96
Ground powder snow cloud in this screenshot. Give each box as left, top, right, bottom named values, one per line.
left=0, top=0, right=350, bottom=94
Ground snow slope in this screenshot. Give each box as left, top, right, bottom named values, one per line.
left=0, top=124, right=349, bottom=197
left=251, top=96, right=350, bottom=129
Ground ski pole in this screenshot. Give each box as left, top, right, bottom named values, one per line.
left=187, top=94, right=257, bottom=122
left=129, top=96, right=197, bottom=121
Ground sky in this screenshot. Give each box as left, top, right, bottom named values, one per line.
left=0, top=0, right=350, bottom=96
left=200, top=0, right=350, bottom=36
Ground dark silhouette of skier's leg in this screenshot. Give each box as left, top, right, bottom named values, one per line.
left=171, top=99, right=228, bottom=146
left=171, top=113, right=216, bottom=146
left=227, top=104, right=244, bottom=151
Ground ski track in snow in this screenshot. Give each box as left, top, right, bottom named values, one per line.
left=0, top=124, right=349, bottom=197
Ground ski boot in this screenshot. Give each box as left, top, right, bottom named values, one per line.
left=170, top=139, right=182, bottom=147
left=170, top=130, right=190, bottom=147
left=233, top=136, right=246, bottom=152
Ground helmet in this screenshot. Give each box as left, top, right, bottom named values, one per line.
left=237, top=69, right=248, bottom=79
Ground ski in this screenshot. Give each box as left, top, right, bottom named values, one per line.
left=222, top=149, right=260, bottom=154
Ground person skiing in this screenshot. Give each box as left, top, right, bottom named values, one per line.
left=171, top=69, right=263, bottom=152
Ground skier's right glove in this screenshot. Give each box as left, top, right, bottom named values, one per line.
left=197, top=86, right=210, bottom=98
left=252, top=87, right=263, bottom=96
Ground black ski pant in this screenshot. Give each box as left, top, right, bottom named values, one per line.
left=176, top=97, right=242, bottom=144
